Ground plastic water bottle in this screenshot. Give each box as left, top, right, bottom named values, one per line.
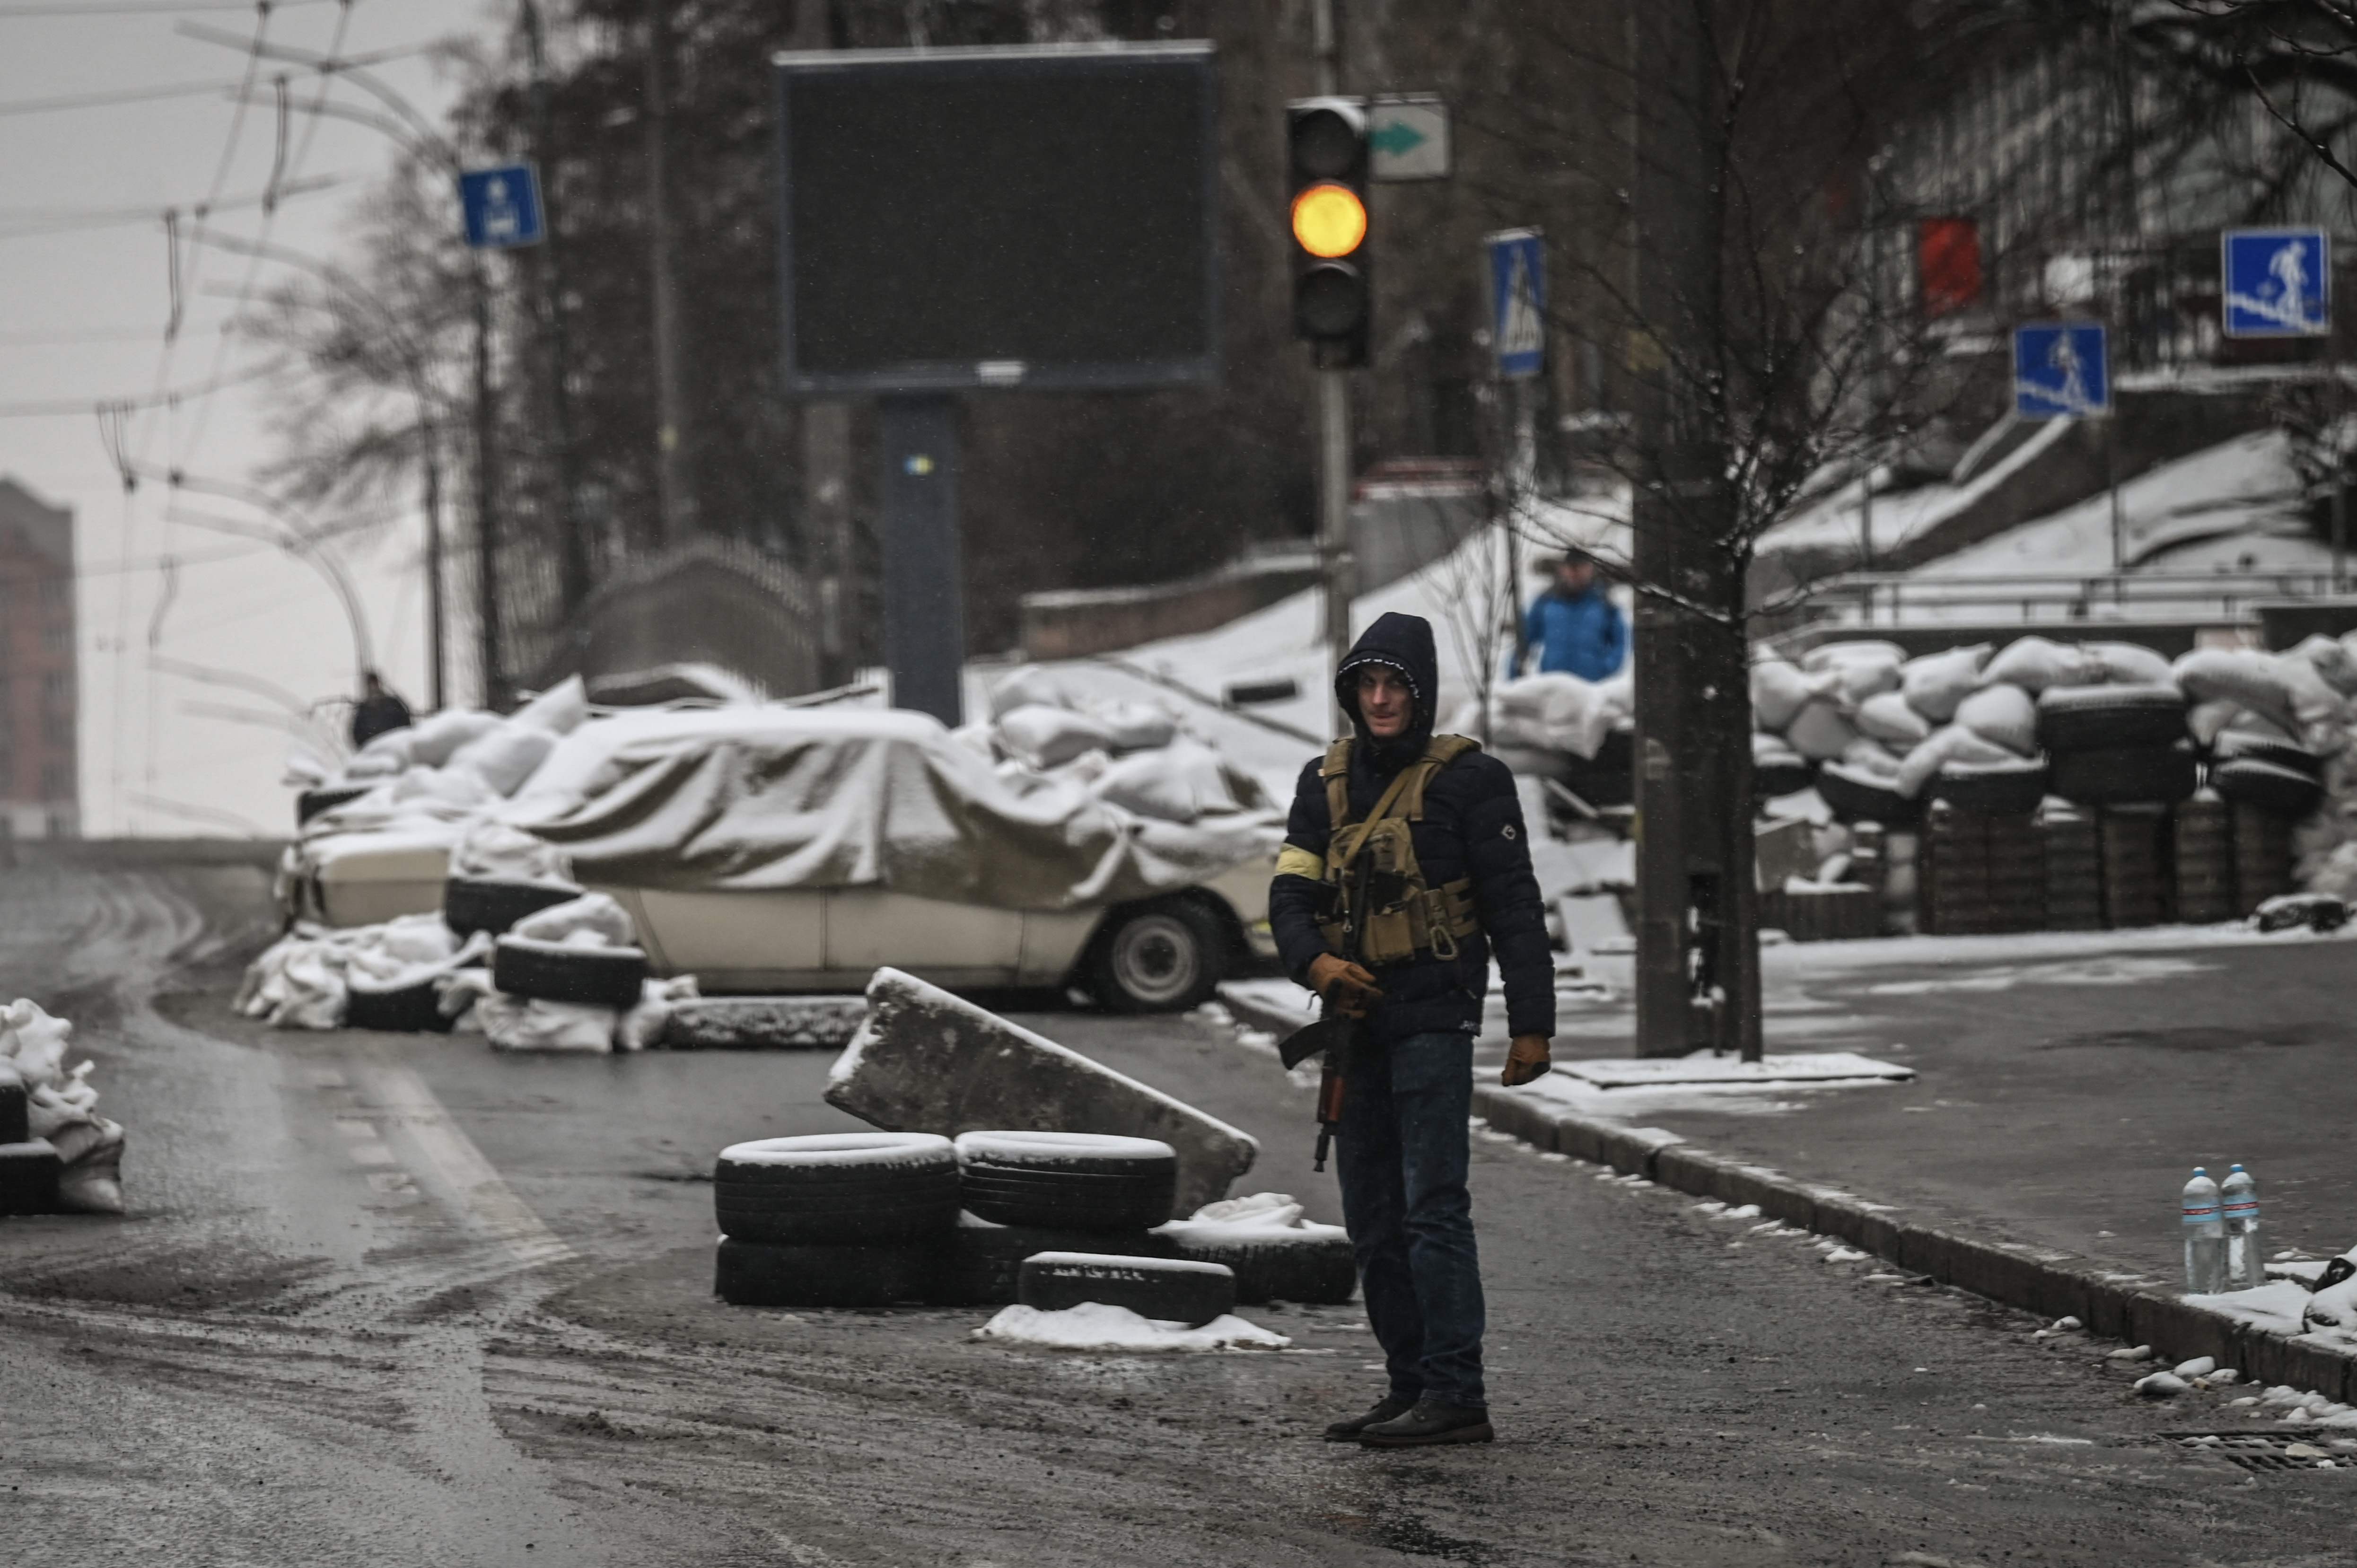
left=2221, top=1165, right=2265, bottom=1290
left=2182, top=1168, right=2227, bottom=1295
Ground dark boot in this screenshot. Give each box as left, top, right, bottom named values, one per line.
left=1357, top=1399, right=1493, bottom=1447
left=1323, top=1394, right=1417, bottom=1442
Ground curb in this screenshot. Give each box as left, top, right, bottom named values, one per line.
left=1213, top=982, right=2357, bottom=1398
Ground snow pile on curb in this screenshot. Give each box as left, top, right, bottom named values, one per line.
left=1155, top=1191, right=1347, bottom=1249
left=972, top=1301, right=1290, bottom=1352
left=0, top=999, right=125, bottom=1213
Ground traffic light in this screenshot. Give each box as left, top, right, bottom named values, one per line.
left=1288, top=97, right=1369, bottom=368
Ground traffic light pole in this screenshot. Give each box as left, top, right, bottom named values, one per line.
left=1312, top=0, right=1356, bottom=704
left=877, top=395, right=966, bottom=726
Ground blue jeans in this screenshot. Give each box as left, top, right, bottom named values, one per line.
left=1335, top=1028, right=1485, bottom=1410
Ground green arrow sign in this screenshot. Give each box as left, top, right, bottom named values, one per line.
left=1367, top=98, right=1449, bottom=182
left=1370, top=121, right=1427, bottom=157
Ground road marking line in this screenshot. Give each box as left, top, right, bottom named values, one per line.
left=354, top=1063, right=577, bottom=1268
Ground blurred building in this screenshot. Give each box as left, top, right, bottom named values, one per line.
left=0, top=478, right=78, bottom=839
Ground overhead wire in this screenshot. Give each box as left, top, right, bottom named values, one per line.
left=0, top=0, right=333, bottom=16
left=0, top=174, right=342, bottom=240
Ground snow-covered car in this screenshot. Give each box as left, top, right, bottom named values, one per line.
left=282, top=704, right=1280, bottom=1012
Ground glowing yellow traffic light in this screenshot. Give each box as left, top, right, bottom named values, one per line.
left=1290, top=183, right=1367, bottom=259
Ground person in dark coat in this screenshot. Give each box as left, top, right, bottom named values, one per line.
left=1269, top=611, right=1555, bottom=1447
left=349, top=670, right=413, bottom=750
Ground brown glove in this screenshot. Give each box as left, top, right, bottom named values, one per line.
left=1307, top=954, right=1384, bottom=1019
left=1501, top=1034, right=1552, bottom=1086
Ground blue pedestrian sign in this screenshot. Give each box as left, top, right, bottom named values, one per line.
left=1486, top=228, right=1545, bottom=379
left=2223, top=228, right=2330, bottom=338
left=458, top=163, right=544, bottom=250
left=2012, top=322, right=2110, bottom=419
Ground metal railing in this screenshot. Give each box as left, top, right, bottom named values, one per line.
left=1806, top=569, right=2347, bottom=627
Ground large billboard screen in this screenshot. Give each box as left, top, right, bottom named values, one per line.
left=774, top=43, right=1219, bottom=394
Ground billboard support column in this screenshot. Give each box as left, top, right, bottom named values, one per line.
left=877, top=395, right=965, bottom=726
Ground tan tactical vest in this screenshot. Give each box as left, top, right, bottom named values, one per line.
left=1276, top=734, right=1485, bottom=965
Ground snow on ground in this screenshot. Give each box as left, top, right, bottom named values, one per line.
left=1557, top=1051, right=1913, bottom=1088
left=971, top=1302, right=1291, bottom=1352
left=1516, top=1068, right=1908, bottom=1122
left=1761, top=420, right=2077, bottom=561
left=1914, top=429, right=2309, bottom=578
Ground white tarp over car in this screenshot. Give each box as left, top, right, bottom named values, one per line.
left=503, top=707, right=1279, bottom=910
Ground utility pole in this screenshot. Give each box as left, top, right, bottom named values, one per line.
left=473, top=263, right=505, bottom=709
left=1630, top=0, right=1760, bottom=1060
left=422, top=433, right=446, bottom=710
left=523, top=0, right=587, bottom=613
left=645, top=0, right=691, bottom=543
left=1312, top=0, right=1354, bottom=701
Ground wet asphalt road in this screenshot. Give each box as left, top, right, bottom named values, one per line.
left=5, top=861, right=2357, bottom=1567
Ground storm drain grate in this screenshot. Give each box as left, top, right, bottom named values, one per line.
left=2162, top=1432, right=2357, bottom=1472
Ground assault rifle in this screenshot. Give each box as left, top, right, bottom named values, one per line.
left=1279, top=852, right=1376, bottom=1172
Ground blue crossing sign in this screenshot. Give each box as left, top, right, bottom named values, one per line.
left=2013, top=322, right=2110, bottom=419
left=458, top=163, right=544, bottom=250
left=1486, top=229, right=1545, bottom=379
left=2223, top=228, right=2329, bottom=338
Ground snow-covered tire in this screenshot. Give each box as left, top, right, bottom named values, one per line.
left=2210, top=758, right=2324, bottom=820
left=492, top=934, right=649, bottom=1007
left=344, top=974, right=457, bottom=1034
left=955, top=1131, right=1179, bottom=1232
left=1162, top=1226, right=1356, bottom=1305
left=0, top=1077, right=27, bottom=1145
left=935, top=1213, right=1176, bottom=1306
left=1016, top=1251, right=1237, bottom=1327
left=713, top=1237, right=937, bottom=1308
left=0, top=1138, right=61, bottom=1216
left=1751, top=752, right=1814, bottom=800
left=444, top=876, right=582, bottom=937
left=1085, top=900, right=1226, bottom=1013
left=2034, top=684, right=2189, bottom=753
left=2049, top=742, right=2196, bottom=806
left=1928, top=757, right=2050, bottom=816
left=2210, top=734, right=2324, bottom=780
left=297, top=785, right=372, bottom=825
left=713, top=1133, right=960, bottom=1245
left=1814, top=761, right=1919, bottom=825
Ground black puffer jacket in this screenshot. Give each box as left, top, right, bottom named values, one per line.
left=1268, top=612, right=1555, bottom=1045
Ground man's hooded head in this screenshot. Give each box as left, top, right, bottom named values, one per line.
left=1334, top=612, right=1440, bottom=762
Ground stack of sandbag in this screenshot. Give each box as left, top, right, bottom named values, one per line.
left=2173, top=634, right=2357, bottom=903
left=289, top=677, right=595, bottom=837
left=0, top=999, right=125, bottom=1215
left=236, top=913, right=488, bottom=1032
left=1483, top=671, right=1635, bottom=771
left=456, top=892, right=694, bottom=1054
left=976, top=666, right=1273, bottom=823
left=442, top=819, right=585, bottom=936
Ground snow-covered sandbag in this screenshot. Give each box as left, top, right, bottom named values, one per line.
left=1822, top=653, right=1901, bottom=710
left=0, top=997, right=76, bottom=1088
left=997, top=703, right=1118, bottom=768
left=617, top=975, right=701, bottom=1052
left=511, top=891, right=637, bottom=950
left=510, top=674, right=590, bottom=736
left=386, top=764, right=498, bottom=812
left=1854, top=690, right=1931, bottom=748
left=1839, top=737, right=1906, bottom=779
left=46, top=1112, right=124, bottom=1215
left=449, top=819, right=575, bottom=887
left=2084, top=641, right=2174, bottom=687
left=988, top=664, right=1069, bottom=718
left=1749, top=659, right=1823, bottom=733
left=1982, top=636, right=2095, bottom=693
left=477, top=991, right=618, bottom=1053
left=1896, top=724, right=2017, bottom=799
left=1954, top=683, right=2038, bottom=755
left=1900, top=644, right=1991, bottom=723
left=355, top=727, right=418, bottom=769
left=1783, top=700, right=1861, bottom=762
left=2274, top=653, right=2350, bottom=752
left=2290, top=633, right=2357, bottom=697
left=341, top=913, right=465, bottom=988
left=1801, top=640, right=1905, bottom=675
left=399, top=707, right=505, bottom=767
left=2221, top=708, right=2296, bottom=744
left=268, top=940, right=349, bottom=1030
left=446, top=723, right=559, bottom=797
left=2187, top=698, right=2241, bottom=748
left=1093, top=739, right=1240, bottom=823
left=949, top=719, right=999, bottom=762
left=341, top=748, right=404, bottom=781
left=1091, top=701, right=1178, bottom=753
left=2174, top=648, right=2300, bottom=736
left=1498, top=674, right=1620, bottom=759
left=283, top=747, right=332, bottom=788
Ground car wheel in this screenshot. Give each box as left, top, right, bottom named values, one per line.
left=492, top=934, right=650, bottom=1007
left=714, top=1237, right=937, bottom=1308
left=1087, top=900, right=1224, bottom=1013
left=1016, top=1250, right=1237, bottom=1327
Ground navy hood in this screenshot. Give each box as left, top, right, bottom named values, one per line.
left=1335, top=611, right=1440, bottom=765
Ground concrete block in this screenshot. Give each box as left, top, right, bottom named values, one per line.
left=1471, top=1086, right=1556, bottom=1151
left=2124, top=1292, right=2238, bottom=1370
left=827, top=967, right=1257, bottom=1213
left=664, top=996, right=866, bottom=1051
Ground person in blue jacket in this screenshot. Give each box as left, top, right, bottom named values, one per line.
left=1509, top=551, right=1627, bottom=682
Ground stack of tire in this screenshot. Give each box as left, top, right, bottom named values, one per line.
left=2171, top=789, right=2235, bottom=925
left=943, top=1131, right=1185, bottom=1306
left=2034, top=685, right=2196, bottom=810
left=0, top=1069, right=61, bottom=1216
left=714, top=1132, right=961, bottom=1307
left=2038, top=803, right=2104, bottom=930
left=2209, top=735, right=2322, bottom=915
left=1916, top=802, right=2044, bottom=935
left=2099, top=806, right=2171, bottom=928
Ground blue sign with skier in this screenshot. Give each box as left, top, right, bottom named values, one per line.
left=459, top=163, right=544, bottom=250
left=2222, top=228, right=2329, bottom=338
left=1487, top=229, right=1545, bottom=379
left=2012, top=322, right=2110, bottom=419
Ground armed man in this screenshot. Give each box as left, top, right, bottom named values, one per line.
left=1269, top=611, right=1555, bottom=1449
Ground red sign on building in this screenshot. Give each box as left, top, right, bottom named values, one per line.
left=1919, top=217, right=1983, bottom=318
